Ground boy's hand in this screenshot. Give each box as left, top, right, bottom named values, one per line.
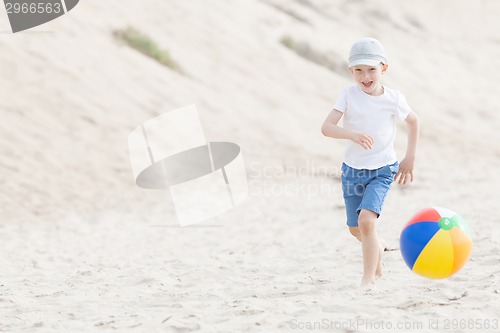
left=350, top=131, right=374, bottom=150
left=394, top=156, right=415, bottom=185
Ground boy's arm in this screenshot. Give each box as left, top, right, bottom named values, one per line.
left=394, top=110, right=419, bottom=185
left=321, top=109, right=374, bottom=150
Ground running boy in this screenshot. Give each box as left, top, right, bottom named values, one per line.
left=321, top=37, right=419, bottom=288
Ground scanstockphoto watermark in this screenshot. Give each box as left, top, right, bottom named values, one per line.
left=250, top=178, right=339, bottom=198
left=249, top=160, right=340, bottom=180
left=2, top=0, right=80, bottom=33
left=248, top=161, right=389, bottom=198
left=289, top=318, right=423, bottom=331
left=289, top=318, right=499, bottom=331
left=248, top=161, right=341, bottom=198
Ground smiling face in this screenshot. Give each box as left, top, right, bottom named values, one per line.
left=349, top=63, right=388, bottom=96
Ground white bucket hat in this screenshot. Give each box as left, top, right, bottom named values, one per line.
left=348, top=37, right=387, bottom=67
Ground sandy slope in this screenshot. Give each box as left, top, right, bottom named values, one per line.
left=1, top=0, right=500, bottom=332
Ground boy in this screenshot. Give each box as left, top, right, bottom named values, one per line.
left=321, top=37, right=419, bottom=288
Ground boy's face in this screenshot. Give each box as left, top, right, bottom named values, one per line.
left=349, top=63, right=388, bottom=96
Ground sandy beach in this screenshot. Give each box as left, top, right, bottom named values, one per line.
left=1, top=0, right=500, bottom=332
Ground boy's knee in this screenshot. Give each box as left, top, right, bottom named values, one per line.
left=358, top=210, right=378, bottom=233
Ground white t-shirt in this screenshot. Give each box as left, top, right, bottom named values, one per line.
left=333, top=84, right=411, bottom=170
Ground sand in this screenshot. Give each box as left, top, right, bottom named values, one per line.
left=1, top=0, right=500, bottom=332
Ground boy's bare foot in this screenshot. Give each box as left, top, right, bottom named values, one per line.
left=360, top=278, right=376, bottom=291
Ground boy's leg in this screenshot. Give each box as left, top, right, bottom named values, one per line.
left=358, top=209, right=380, bottom=287
left=357, top=163, right=397, bottom=285
left=351, top=222, right=384, bottom=277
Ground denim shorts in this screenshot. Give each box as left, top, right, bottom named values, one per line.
left=341, top=162, right=398, bottom=227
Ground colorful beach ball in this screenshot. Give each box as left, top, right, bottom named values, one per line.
left=400, top=207, right=472, bottom=279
